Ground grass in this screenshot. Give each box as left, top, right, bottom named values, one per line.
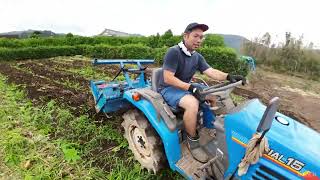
left=0, top=75, right=106, bottom=179
left=60, top=79, right=82, bottom=90
left=49, top=62, right=129, bottom=82
left=57, top=65, right=112, bottom=81
left=230, top=93, right=246, bottom=105
left=0, top=74, right=181, bottom=179
left=51, top=55, right=91, bottom=63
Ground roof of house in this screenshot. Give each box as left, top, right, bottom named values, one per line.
left=98, top=28, right=142, bottom=37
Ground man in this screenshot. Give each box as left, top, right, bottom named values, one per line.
left=158, top=23, right=245, bottom=163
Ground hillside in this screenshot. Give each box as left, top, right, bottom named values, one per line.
left=218, top=34, right=249, bottom=53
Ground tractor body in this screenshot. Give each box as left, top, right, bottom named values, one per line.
left=90, top=59, right=320, bottom=179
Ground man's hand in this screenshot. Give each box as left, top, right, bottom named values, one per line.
left=188, top=84, right=205, bottom=102
left=226, top=74, right=246, bottom=85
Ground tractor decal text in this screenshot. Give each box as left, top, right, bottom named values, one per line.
left=266, top=149, right=305, bottom=171
left=231, top=135, right=318, bottom=178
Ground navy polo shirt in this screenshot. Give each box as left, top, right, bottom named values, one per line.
left=158, top=45, right=210, bottom=91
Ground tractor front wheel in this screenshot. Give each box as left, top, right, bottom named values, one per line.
left=121, top=109, right=166, bottom=173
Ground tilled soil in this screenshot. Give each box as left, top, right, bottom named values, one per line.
left=17, top=61, right=89, bottom=89
left=42, top=59, right=123, bottom=76
left=0, top=60, right=127, bottom=172
left=234, top=72, right=320, bottom=132
left=0, top=63, right=89, bottom=111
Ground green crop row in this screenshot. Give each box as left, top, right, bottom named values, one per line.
left=0, top=44, right=248, bottom=76
left=0, top=34, right=225, bottom=49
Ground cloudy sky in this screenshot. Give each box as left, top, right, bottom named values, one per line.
left=1, top=0, right=319, bottom=47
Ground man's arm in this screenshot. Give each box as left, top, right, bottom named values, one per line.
left=203, top=67, right=228, bottom=81
left=163, top=70, right=190, bottom=90
left=162, top=47, right=192, bottom=90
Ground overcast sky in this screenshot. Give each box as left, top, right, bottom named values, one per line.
left=1, top=0, right=319, bottom=47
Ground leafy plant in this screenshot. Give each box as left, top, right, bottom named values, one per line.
left=60, top=142, right=81, bottom=163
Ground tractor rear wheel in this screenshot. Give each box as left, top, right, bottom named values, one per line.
left=121, top=109, right=166, bottom=173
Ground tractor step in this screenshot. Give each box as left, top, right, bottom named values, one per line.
left=176, top=127, right=226, bottom=179
left=176, top=142, right=204, bottom=177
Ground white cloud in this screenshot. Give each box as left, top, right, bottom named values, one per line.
left=1, top=0, right=319, bottom=46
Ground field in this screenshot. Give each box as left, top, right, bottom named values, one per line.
left=0, top=56, right=319, bottom=179
left=0, top=56, right=180, bottom=179
left=234, top=67, right=320, bottom=132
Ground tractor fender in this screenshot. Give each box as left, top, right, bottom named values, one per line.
left=136, top=88, right=179, bottom=131
left=123, top=90, right=182, bottom=169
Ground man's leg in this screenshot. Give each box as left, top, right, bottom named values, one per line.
left=160, top=86, right=209, bottom=163
left=179, top=94, right=199, bottom=137
left=160, top=87, right=199, bottom=135
left=191, top=83, right=217, bottom=129
left=179, top=95, right=209, bottom=163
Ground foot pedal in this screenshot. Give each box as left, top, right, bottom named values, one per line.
left=193, top=156, right=225, bottom=180
left=199, top=128, right=216, bottom=146
left=203, top=128, right=216, bottom=138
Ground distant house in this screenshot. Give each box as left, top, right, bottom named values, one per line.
left=98, top=28, right=142, bottom=37
left=0, top=30, right=56, bottom=38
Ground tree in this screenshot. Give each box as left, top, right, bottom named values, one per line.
left=162, top=29, right=173, bottom=39
left=160, top=29, right=174, bottom=47
left=66, top=33, right=74, bottom=38
left=30, top=31, right=41, bottom=38
left=147, top=33, right=160, bottom=48
left=261, top=32, right=271, bottom=47
left=285, top=32, right=291, bottom=47
left=202, top=34, right=225, bottom=47
left=296, top=34, right=304, bottom=50
left=308, top=42, right=314, bottom=49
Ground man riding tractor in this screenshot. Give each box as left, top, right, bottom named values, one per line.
left=158, top=22, right=246, bottom=163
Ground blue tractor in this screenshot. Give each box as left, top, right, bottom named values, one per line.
left=90, top=59, right=320, bottom=180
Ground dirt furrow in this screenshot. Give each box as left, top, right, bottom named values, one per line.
left=0, top=63, right=92, bottom=116
left=17, top=61, right=89, bottom=90
left=234, top=87, right=320, bottom=132
left=44, top=59, right=120, bottom=76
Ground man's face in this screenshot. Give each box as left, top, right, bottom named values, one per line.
left=183, top=28, right=204, bottom=51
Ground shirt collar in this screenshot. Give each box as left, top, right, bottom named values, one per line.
left=178, top=41, right=195, bottom=57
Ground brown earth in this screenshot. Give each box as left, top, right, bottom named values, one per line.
left=0, top=59, right=129, bottom=126
left=0, top=60, right=127, bottom=172
left=42, top=58, right=122, bottom=76
left=234, top=69, right=320, bottom=132
left=0, top=63, right=91, bottom=116
left=17, top=61, right=89, bottom=89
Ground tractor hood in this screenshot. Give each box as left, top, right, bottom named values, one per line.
left=225, top=99, right=320, bottom=178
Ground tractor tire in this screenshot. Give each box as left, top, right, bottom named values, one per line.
left=121, top=109, right=166, bottom=173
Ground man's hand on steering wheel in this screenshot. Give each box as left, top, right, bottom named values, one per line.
left=226, top=74, right=246, bottom=85
left=188, top=84, right=205, bottom=102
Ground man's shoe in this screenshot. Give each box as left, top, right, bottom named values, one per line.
left=187, top=134, right=209, bottom=163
